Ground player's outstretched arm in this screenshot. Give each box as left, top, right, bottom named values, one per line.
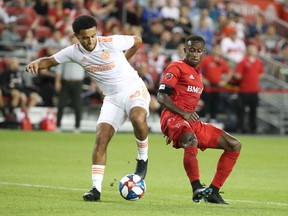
left=25, top=56, right=59, bottom=74
left=125, top=36, right=142, bottom=61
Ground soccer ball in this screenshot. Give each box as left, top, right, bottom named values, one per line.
left=119, top=174, right=146, bottom=200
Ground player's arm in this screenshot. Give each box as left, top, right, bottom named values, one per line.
left=25, top=56, right=59, bottom=74
left=125, top=36, right=142, bottom=60
left=157, top=84, right=199, bottom=122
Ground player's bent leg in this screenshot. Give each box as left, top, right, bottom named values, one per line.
left=83, top=123, right=115, bottom=202
left=180, top=132, right=210, bottom=202
left=129, top=107, right=149, bottom=179
left=206, top=131, right=241, bottom=204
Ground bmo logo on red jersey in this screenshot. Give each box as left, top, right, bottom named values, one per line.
left=187, top=85, right=203, bottom=94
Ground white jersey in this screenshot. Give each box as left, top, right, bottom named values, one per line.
left=220, top=37, right=246, bottom=63
left=53, top=35, right=144, bottom=96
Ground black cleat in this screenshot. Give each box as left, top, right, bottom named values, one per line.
left=83, top=187, right=101, bottom=201
left=192, top=187, right=213, bottom=203
left=205, top=192, right=229, bottom=204
left=135, top=159, right=148, bottom=179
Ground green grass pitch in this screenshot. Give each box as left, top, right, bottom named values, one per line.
left=0, top=130, right=287, bottom=216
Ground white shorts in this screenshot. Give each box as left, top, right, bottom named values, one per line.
left=97, top=84, right=151, bottom=131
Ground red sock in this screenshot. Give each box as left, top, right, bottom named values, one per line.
left=183, top=146, right=200, bottom=183
left=211, top=151, right=240, bottom=188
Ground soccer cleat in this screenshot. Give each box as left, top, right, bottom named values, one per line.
left=205, top=192, right=229, bottom=204
left=192, top=187, right=213, bottom=203
left=83, top=187, right=101, bottom=201
left=135, top=159, right=148, bottom=179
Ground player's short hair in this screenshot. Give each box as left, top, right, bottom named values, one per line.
left=72, top=15, right=98, bottom=34
left=185, top=35, right=206, bottom=46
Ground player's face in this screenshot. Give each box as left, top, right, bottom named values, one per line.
left=184, top=41, right=205, bottom=67
left=76, top=27, right=97, bottom=51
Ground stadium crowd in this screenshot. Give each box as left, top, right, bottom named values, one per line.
left=0, top=0, right=287, bottom=133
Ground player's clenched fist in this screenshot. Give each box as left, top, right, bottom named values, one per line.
left=25, top=61, right=39, bottom=74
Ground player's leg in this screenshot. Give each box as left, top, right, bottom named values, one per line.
left=56, top=82, right=69, bottom=130
left=83, top=99, right=125, bottom=201
left=128, top=85, right=150, bottom=179
left=181, top=131, right=212, bottom=202
left=207, top=131, right=241, bottom=204
left=83, top=123, right=115, bottom=201
left=129, top=106, right=149, bottom=179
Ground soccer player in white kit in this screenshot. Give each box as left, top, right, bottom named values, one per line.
left=25, top=15, right=150, bottom=201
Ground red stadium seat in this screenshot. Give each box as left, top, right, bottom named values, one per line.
left=34, top=26, right=52, bottom=41
left=15, top=25, right=28, bottom=40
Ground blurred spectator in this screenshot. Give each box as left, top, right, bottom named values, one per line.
left=262, top=24, right=282, bottom=54
left=140, top=0, right=161, bottom=29
left=142, top=20, right=164, bottom=45
left=171, top=43, right=185, bottom=61
left=194, top=16, right=215, bottom=51
left=34, top=46, right=59, bottom=107
left=165, top=26, right=185, bottom=49
left=46, top=1, right=65, bottom=30
left=234, top=44, right=264, bottom=134
left=0, top=0, right=9, bottom=24
left=182, top=0, right=200, bottom=20
left=207, top=0, right=221, bottom=22
left=33, top=0, right=49, bottom=17
left=229, top=13, right=246, bottom=40
left=6, top=0, right=39, bottom=27
left=214, top=10, right=229, bottom=42
left=0, top=16, right=21, bottom=51
left=159, top=30, right=172, bottom=48
left=192, top=8, right=215, bottom=33
left=160, top=0, right=180, bottom=22
left=247, top=32, right=266, bottom=54
left=221, top=0, right=238, bottom=19
left=54, top=35, right=85, bottom=133
left=148, top=42, right=167, bottom=76
left=177, top=5, right=193, bottom=36
left=55, top=61, right=85, bottom=133
left=0, top=89, right=5, bottom=116
left=200, top=44, right=232, bottom=121
left=0, top=57, right=42, bottom=111
left=72, top=0, right=91, bottom=18
left=44, top=29, right=70, bottom=48
left=55, top=8, right=74, bottom=37
left=86, top=0, right=117, bottom=21
left=247, top=13, right=267, bottom=38
left=23, top=29, right=39, bottom=52
left=220, top=26, right=246, bottom=63
left=137, top=62, right=161, bottom=114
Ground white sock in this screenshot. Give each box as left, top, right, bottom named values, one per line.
left=92, top=165, right=105, bottom=192
left=136, top=137, right=148, bottom=161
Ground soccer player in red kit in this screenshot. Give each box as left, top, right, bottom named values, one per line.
left=157, top=35, right=242, bottom=204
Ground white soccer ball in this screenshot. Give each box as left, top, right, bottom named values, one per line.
left=118, top=174, right=146, bottom=200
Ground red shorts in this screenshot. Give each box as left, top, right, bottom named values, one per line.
left=160, top=111, right=223, bottom=150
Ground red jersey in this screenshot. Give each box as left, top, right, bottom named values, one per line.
left=200, top=55, right=230, bottom=84
left=235, top=57, right=263, bottom=93
left=159, top=60, right=204, bottom=112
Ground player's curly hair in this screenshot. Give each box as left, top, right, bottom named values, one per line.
left=72, top=15, right=98, bottom=34
left=185, top=35, right=206, bottom=46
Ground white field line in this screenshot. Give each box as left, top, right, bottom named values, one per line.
left=1, top=181, right=288, bottom=207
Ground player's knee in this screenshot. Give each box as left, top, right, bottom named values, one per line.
left=229, top=139, right=242, bottom=152
left=129, top=108, right=146, bottom=125
left=181, top=132, right=198, bottom=148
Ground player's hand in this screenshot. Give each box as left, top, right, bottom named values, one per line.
left=183, top=111, right=199, bottom=122
left=25, top=61, right=39, bottom=74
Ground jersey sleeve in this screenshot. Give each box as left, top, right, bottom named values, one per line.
left=111, top=35, right=134, bottom=52
left=160, top=64, right=181, bottom=88
left=53, top=46, right=74, bottom=64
